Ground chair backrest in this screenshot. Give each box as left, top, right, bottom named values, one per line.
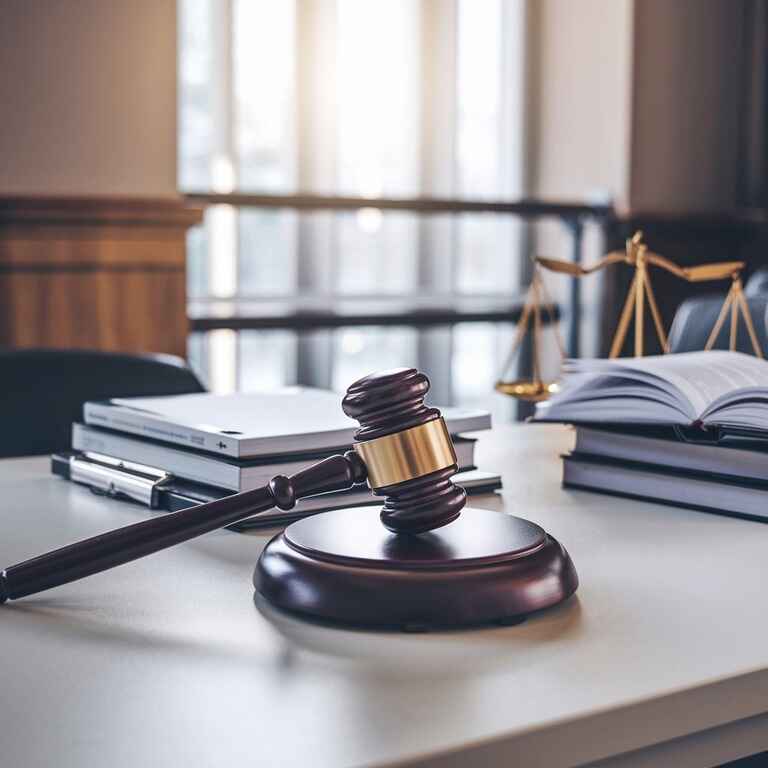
left=668, top=295, right=768, bottom=356
left=0, top=349, right=206, bottom=458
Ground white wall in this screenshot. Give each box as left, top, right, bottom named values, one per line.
left=529, top=0, right=634, bottom=205
left=527, top=0, right=634, bottom=358
left=0, top=0, right=177, bottom=197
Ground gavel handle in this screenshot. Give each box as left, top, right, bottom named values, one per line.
left=0, top=452, right=367, bottom=603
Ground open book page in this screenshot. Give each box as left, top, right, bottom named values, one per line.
left=535, top=351, right=768, bottom=426
left=536, top=369, right=693, bottom=424
left=702, top=376, right=768, bottom=431
left=566, top=351, right=768, bottom=418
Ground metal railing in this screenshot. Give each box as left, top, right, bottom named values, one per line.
left=185, top=192, right=612, bottom=358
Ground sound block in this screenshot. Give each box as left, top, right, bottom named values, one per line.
left=254, top=507, right=578, bottom=630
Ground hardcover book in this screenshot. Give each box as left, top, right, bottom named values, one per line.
left=84, top=388, right=492, bottom=458
left=72, top=422, right=477, bottom=492
left=563, top=452, right=768, bottom=523
left=572, top=425, right=768, bottom=484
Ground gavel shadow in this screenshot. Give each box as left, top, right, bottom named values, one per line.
left=2, top=590, right=583, bottom=683
left=1, top=598, right=242, bottom=658
left=255, top=593, right=584, bottom=680
left=0, top=525, right=275, bottom=663
left=381, top=530, right=455, bottom=560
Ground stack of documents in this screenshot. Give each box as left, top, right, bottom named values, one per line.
left=55, top=389, right=502, bottom=528
left=534, top=351, right=768, bottom=522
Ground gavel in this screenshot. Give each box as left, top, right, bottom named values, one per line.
left=0, top=369, right=468, bottom=603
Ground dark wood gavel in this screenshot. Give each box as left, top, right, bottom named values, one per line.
left=0, top=368, right=465, bottom=603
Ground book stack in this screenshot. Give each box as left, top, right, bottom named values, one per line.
left=55, top=389, right=502, bottom=529
left=533, top=351, right=768, bottom=522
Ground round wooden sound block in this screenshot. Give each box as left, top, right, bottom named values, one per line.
left=254, top=507, right=578, bottom=630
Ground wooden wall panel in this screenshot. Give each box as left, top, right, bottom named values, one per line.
left=0, top=197, right=203, bottom=358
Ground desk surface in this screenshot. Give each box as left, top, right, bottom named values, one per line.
left=2, top=425, right=768, bottom=768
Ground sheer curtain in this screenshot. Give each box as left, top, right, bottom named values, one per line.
left=180, top=0, right=527, bottom=416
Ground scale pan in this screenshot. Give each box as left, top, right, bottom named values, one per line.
left=494, top=379, right=559, bottom=402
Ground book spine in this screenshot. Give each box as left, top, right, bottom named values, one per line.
left=83, top=402, right=242, bottom=458
left=72, top=424, right=242, bottom=490
left=563, top=454, right=768, bottom=521
left=449, top=414, right=493, bottom=434
left=575, top=428, right=768, bottom=484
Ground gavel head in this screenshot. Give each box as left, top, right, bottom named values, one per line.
left=342, top=368, right=467, bottom=534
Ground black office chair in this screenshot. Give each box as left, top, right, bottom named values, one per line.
left=745, top=267, right=768, bottom=297
left=0, top=349, right=206, bottom=458
left=668, top=271, right=768, bottom=355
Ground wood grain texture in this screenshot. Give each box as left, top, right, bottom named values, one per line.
left=342, top=368, right=466, bottom=533
left=0, top=197, right=203, bottom=357
left=255, top=506, right=578, bottom=630
left=0, top=196, right=203, bottom=226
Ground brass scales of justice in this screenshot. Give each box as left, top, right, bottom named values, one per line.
left=496, top=231, right=764, bottom=402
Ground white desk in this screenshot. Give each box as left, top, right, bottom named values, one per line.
left=1, top=425, right=767, bottom=768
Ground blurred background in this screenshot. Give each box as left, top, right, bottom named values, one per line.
left=1, top=0, right=766, bottom=419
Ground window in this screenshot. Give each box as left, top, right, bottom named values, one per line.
left=179, top=0, right=527, bottom=418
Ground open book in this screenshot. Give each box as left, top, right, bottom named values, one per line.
left=534, top=351, right=768, bottom=430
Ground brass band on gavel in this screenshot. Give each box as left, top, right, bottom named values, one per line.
left=353, top=418, right=457, bottom=489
